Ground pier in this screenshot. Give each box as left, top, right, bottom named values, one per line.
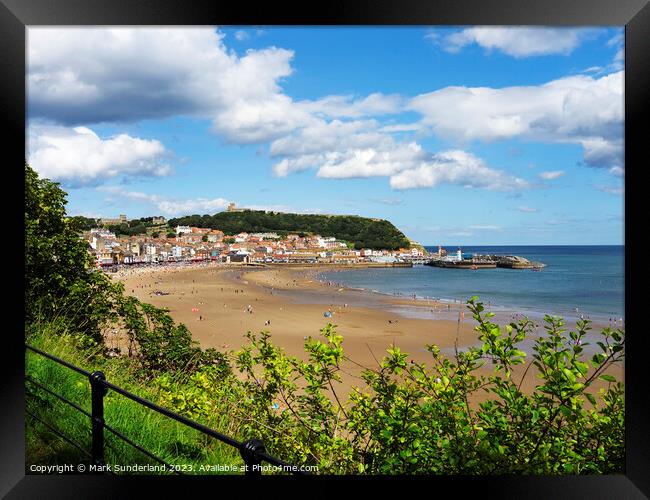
left=426, top=260, right=496, bottom=269
left=424, top=253, right=545, bottom=270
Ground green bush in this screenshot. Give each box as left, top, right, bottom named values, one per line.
left=229, top=297, right=624, bottom=474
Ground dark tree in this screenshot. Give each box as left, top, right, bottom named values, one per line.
left=170, top=211, right=410, bottom=250
left=25, top=162, right=122, bottom=339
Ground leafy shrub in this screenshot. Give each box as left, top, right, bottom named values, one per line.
left=229, top=297, right=624, bottom=474
left=117, top=295, right=230, bottom=377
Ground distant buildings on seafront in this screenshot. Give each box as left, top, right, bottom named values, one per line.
left=83, top=224, right=426, bottom=268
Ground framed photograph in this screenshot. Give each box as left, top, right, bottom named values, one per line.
left=6, top=0, right=648, bottom=496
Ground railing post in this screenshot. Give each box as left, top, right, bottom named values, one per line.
left=240, top=438, right=265, bottom=476
left=89, top=371, right=108, bottom=470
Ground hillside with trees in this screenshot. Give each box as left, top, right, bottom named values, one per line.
left=168, top=211, right=411, bottom=250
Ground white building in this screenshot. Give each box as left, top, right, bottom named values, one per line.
left=144, top=243, right=157, bottom=256
left=318, top=237, right=347, bottom=249
left=251, top=232, right=279, bottom=239
left=176, top=226, right=192, bottom=236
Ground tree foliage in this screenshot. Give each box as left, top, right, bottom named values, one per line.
left=25, top=162, right=221, bottom=372
left=107, top=222, right=148, bottom=236
left=25, top=162, right=123, bottom=339
left=67, top=215, right=99, bottom=231
left=117, top=295, right=228, bottom=376
left=168, top=211, right=410, bottom=250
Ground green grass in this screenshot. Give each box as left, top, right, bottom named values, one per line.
left=25, top=325, right=246, bottom=475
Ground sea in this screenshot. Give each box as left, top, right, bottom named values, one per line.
left=317, top=245, right=625, bottom=324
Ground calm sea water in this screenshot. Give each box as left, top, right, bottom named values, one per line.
left=318, top=246, right=624, bottom=321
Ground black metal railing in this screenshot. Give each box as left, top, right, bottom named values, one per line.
left=25, top=343, right=309, bottom=475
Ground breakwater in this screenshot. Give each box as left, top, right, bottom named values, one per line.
left=425, top=254, right=545, bottom=270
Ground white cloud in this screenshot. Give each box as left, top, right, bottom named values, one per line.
left=379, top=123, right=422, bottom=133
left=595, top=184, right=624, bottom=195
left=516, top=206, right=539, bottom=213
left=28, top=27, right=308, bottom=144
left=409, top=71, right=624, bottom=172
left=212, top=93, right=313, bottom=144
left=27, top=125, right=170, bottom=186
left=582, top=66, right=605, bottom=75
left=580, top=137, right=623, bottom=169
left=157, top=198, right=231, bottom=215
left=97, top=187, right=325, bottom=216
left=234, top=30, right=250, bottom=41
left=389, top=150, right=529, bottom=191
left=270, top=120, right=530, bottom=192
left=272, top=154, right=322, bottom=177
left=607, top=33, right=624, bottom=47
left=316, top=143, right=426, bottom=179
left=28, top=26, right=623, bottom=192
left=28, top=27, right=405, bottom=149
left=98, top=187, right=230, bottom=216
left=440, top=27, right=598, bottom=57
left=299, top=93, right=404, bottom=119
left=270, top=119, right=386, bottom=158
left=369, top=198, right=403, bottom=205
left=469, top=225, right=501, bottom=230
left=270, top=119, right=427, bottom=180
left=539, top=170, right=565, bottom=180
left=28, top=27, right=410, bottom=149
left=29, top=28, right=227, bottom=124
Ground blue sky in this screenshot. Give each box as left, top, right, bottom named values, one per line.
left=26, top=26, right=624, bottom=245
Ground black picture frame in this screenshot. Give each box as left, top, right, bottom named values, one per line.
left=3, top=0, right=648, bottom=497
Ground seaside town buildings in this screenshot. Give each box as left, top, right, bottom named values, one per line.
left=83, top=225, right=425, bottom=269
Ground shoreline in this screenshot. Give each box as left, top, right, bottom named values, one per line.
left=109, top=260, right=622, bottom=327
left=112, top=263, right=623, bottom=401
left=313, top=265, right=624, bottom=327
left=110, top=260, right=618, bottom=333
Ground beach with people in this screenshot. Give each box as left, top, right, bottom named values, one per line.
left=111, top=263, right=622, bottom=401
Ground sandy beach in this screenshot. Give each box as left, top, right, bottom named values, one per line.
left=112, top=263, right=623, bottom=402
